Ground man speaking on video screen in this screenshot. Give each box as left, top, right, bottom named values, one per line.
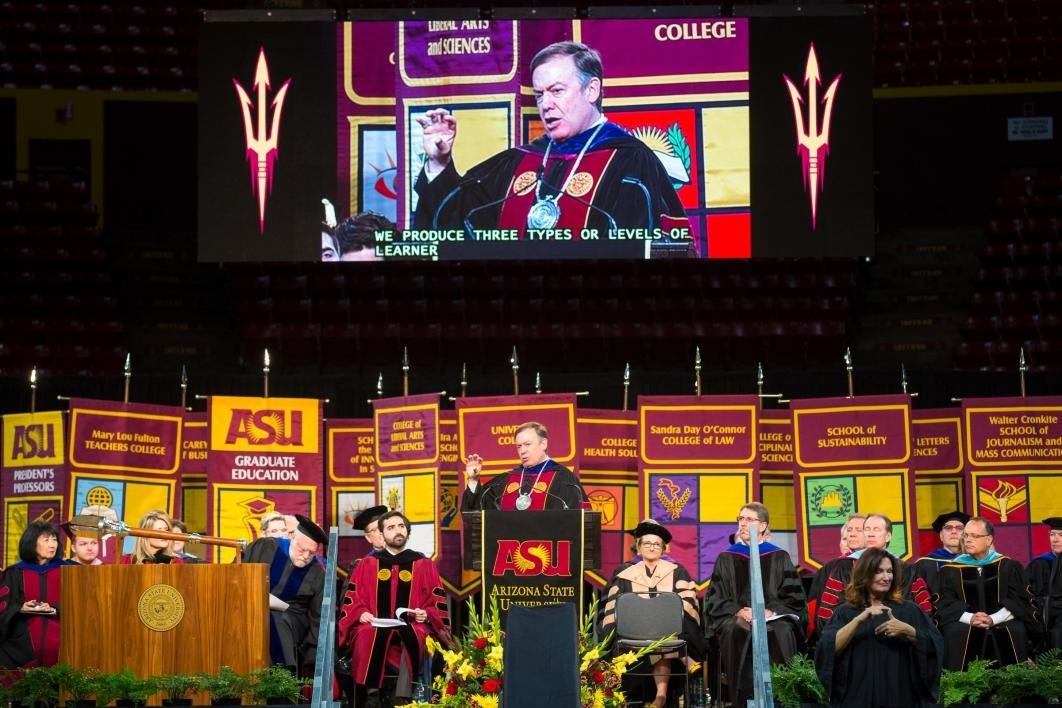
left=412, top=41, right=691, bottom=245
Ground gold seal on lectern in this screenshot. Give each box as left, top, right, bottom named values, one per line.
left=137, top=584, right=185, bottom=632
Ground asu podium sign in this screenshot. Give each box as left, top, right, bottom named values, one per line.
left=463, top=510, right=601, bottom=619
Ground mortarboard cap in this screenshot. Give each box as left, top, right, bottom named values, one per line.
left=294, top=514, right=327, bottom=545
left=626, top=518, right=672, bottom=545
left=932, top=510, right=971, bottom=533
left=1042, top=517, right=1062, bottom=530
left=352, top=505, right=389, bottom=533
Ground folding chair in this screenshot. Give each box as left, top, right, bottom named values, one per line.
left=614, top=592, right=689, bottom=707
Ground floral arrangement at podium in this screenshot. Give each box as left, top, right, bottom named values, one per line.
left=398, top=596, right=670, bottom=708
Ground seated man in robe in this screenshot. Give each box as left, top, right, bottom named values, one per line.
left=337, top=510, right=451, bottom=708
left=1028, top=516, right=1062, bottom=650
left=937, top=516, right=1040, bottom=670
left=706, top=502, right=805, bottom=706
left=908, top=510, right=968, bottom=598
left=242, top=514, right=326, bottom=671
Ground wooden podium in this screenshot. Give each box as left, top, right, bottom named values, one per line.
left=60, top=564, right=269, bottom=685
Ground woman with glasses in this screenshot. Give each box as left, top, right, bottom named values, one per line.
left=816, top=547, right=943, bottom=708
left=0, top=521, right=75, bottom=668
left=599, top=518, right=704, bottom=708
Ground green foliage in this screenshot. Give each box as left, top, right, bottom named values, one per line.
left=52, top=664, right=102, bottom=703
left=153, top=674, right=201, bottom=702
left=991, top=660, right=1040, bottom=705
left=248, top=666, right=310, bottom=704
left=11, top=665, right=63, bottom=708
left=95, top=669, right=156, bottom=706
left=939, top=658, right=997, bottom=706
left=198, top=666, right=250, bottom=702
left=770, top=654, right=828, bottom=708
left=1034, top=648, right=1062, bottom=702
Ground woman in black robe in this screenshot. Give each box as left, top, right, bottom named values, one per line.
left=815, top=547, right=943, bottom=708
left=599, top=519, right=704, bottom=708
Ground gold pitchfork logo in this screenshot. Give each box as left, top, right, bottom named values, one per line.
left=977, top=480, right=1027, bottom=523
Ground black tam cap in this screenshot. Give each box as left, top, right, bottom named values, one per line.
left=1042, top=517, right=1062, bottom=530
left=352, top=505, right=388, bottom=533
left=626, top=518, right=672, bottom=545
left=932, top=510, right=971, bottom=533
left=294, top=515, right=327, bottom=545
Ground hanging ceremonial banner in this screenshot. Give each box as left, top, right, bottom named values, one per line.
left=207, top=396, right=323, bottom=563
left=2, top=411, right=67, bottom=566
left=67, top=398, right=184, bottom=563
left=912, top=408, right=964, bottom=556
left=373, top=393, right=440, bottom=559
left=578, top=409, right=639, bottom=589
left=325, top=418, right=375, bottom=566
left=963, top=396, right=1062, bottom=563
left=639, top=395, right=759, bottom=589
left=178, top=412, right=208, bottom=535
left=438, top=411, right=478, bottom=598
left=758, top=409, right=798, bottom=560
left=792, top=394, right=915, bottom=572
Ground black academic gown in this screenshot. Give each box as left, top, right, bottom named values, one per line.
left=242, top=537, right=325, bottom=668
left=1027, top=551, right=1062, bottom=650
left=460, top=459, right=585, bottom=511
left=413, top=122, right=689, bottom=240
left=816, top=600, right=943, bottom=708
left=908, top=547, right=958, bottom=599
left=705, top=542, right=805, bottom=705
left=936, top=554, right=1039, bottom=670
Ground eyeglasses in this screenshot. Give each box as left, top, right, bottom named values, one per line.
left=961, top=532, right=990, bottom=540
left=640, top=541, right=664, bottom=549
left=941, top=524, right=966, bottom=532
left=736, top=515, right=761, bottom=524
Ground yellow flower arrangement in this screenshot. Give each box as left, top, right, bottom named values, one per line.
left=397, top=595, right=672, bottom=708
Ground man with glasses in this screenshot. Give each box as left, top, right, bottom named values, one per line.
left=1026, top=516, right=1062, bottom=650
left=242, top=514, right=327, bottom=671
left=937, top=516, right=1039, bottom=670
left=706, top=503, right=805, bottom=707
left=909, top=511, right=969, bottom=597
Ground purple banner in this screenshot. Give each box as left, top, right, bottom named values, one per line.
left=793, top=397, right=911, bottom=468
left=326, top=418, right=375, bottom=566
left=640, top=398, right=756, bottom=464
left=399, top=21, right=517, bottom=85
left=373, top=393, right=440, bottom=467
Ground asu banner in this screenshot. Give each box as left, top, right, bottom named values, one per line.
left=963, top=396, right=1062, bottom=563
left=325, top=418, right=375, bottom=567
left=912, top=409, right=964, bottom=556
left=67, top=398, right=184, bottom=563
left=577, top=409, right=639, bottom=589
left=437, top=411, right=478, bottom=598
left=792, top=394, right=915, bottom=572
left=2, top=411, right=67, bottom=566
left=373, top=393, right=441, bottom=560
left=207, top=395, right=323, bottom=563
left=757, top=409, right=798, bottom=560
left=639, top=394, right=759, bottom=588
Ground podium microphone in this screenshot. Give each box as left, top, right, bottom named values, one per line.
left=537, top=176, right=619, bottom=234
left=546, top=491, right=570, bottom=510
left=621, top=176, right=653, bottom=230
left=432, top=177, right=481, bottom=230
left=462, top=188, right=531, bottom=240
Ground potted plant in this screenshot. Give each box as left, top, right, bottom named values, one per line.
left=769, top=654, right=828, bottom=708
left=155, top=673, right=201, bottom=707
left=53, top=665, right=101, bottom=708
left=939, top=658, right=997, bottom=706
left=198, top=667, right=250, bottom=706
left=98, top=669, right=156, bottom=708
left=248, top=666, right=310, bottom=705
left=11, top=665, right=63, bottom=708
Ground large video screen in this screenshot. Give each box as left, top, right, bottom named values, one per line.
left=198, top=14, right=872, bottom=262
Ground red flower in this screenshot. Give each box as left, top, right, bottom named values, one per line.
left=604, top=688, right=613, bottom=697
left=473, top=636, right=489, bottom=650
left=592, top=670, right=606, bottom=684
left=445, top=681, right=458, bottom=696
left=481, top=679, right=501, bottom=693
